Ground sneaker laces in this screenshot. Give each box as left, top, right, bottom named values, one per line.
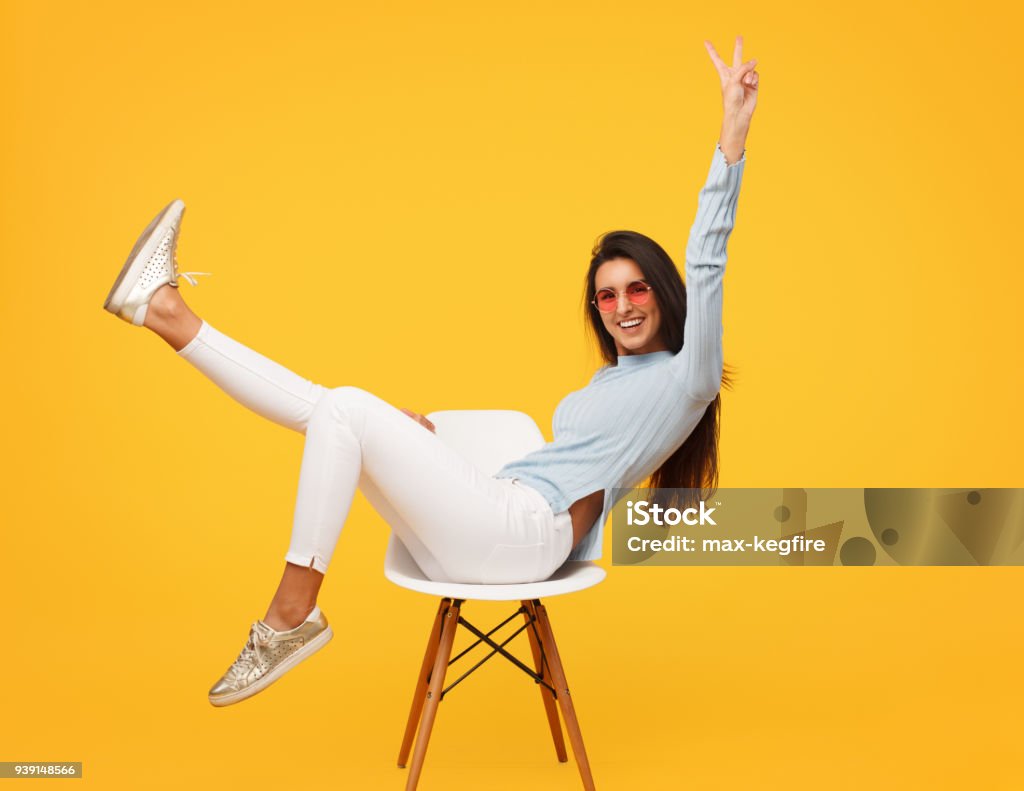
left=171, top=271, right=213, bottom=288
left=223, top=622, right=273, bottom=684
left=167, top=230, right=211, bottom=288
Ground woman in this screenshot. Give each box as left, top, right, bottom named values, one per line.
left=103, top=37, right=758, bottom=707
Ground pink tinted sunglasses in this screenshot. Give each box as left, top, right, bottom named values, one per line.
left=591, top=280, right=654, bottom=313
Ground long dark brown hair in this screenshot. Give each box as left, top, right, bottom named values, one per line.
left=584, top=230, right=733, bottom=506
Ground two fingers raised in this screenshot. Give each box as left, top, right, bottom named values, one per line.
left=705, top=37, right=758, bottom=85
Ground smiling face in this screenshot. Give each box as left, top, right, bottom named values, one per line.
left=593, top=257, right=667, bottom=356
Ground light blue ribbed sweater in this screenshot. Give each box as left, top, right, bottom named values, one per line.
left=496, top=143, right=746, bottom=561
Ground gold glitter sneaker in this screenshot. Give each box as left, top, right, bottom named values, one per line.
left=103, top=199, right=211, bottom=325
left=208, top=612, right=334, bottom=707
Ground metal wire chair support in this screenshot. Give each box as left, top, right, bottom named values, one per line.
left=435, top=602, right=557, bottom=701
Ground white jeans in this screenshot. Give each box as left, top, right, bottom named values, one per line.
left=177, top=322, right=574, bottom=584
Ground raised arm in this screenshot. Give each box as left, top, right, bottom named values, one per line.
left=671, top=36, right=759, bottom=399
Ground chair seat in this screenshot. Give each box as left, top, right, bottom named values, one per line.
left=384, top=534, right=605, bottom=601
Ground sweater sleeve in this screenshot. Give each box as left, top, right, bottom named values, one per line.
left=670, top=143, right=746, bottom=400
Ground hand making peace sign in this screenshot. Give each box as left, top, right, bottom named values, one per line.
left=704, top=36, right=759, bottom=125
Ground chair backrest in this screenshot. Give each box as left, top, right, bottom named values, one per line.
left=426, top=410, right=545, bottom=475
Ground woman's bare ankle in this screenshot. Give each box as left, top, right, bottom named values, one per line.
left=262, top=563, right=324, bottom=631
left=143, top=285, right=202, bottom=350
left=145, top=284, right=186, bottom=324
left=263, top=601, right=316, bottom=632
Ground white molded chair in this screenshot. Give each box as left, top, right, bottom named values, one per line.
left=384, top=410, right=604, bottom=791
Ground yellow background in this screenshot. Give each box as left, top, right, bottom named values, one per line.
left=2, top=1, right=1022, bottom=788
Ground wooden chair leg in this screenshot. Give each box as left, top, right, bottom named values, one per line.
left=522, top=599, right=568, bottom=762
left=534, top=600, right=596, bottom=791
left=398, top=597, right=450, bottom=768
left=405, top=599, right=462, bottom=791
